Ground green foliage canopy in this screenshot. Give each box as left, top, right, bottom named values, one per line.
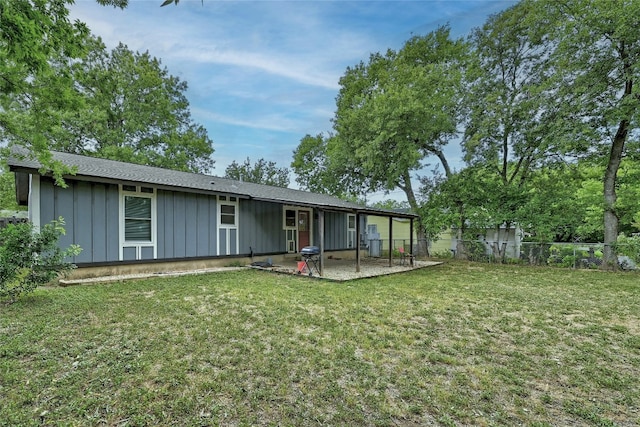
left=224, top=157, right=289, bottom=188
left=0, top=0, right=126, bottom=180
left=292, top=25, right=469, bottom=236
left=1, top=0, right=213, bottom=180
left=291, top=133, right=369, bottom=197
left=53, top=39, right=215, bottom=173
left=532, top=0, right=640, bottom=264
left=332, top=26, right=467, bottom=195
left=464, top=2, right=556, bottom=183
left=0, top=165, right=23, bottom=212
left=422, top=0, right=640, bottom=256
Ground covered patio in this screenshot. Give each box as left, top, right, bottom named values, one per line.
left=252, top=256, right=443, bottom=281
left=295, top=207, right=422, bottom=277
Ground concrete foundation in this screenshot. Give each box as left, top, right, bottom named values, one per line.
left=65, top=250, right=361, bottom=280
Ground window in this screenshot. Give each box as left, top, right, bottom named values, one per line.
left=217, top=195, right=239, bottom=256
left=218, top=195, right=238, bottom=229
left=285, top=209, right=296, bottom=228
left=347, top=214, right=357, bottom=248
left=348, top=214, right=356, bottom=230
left=124, top=196, right=152, bottom=241
left=119, top=185, right=156, bottom=261
left=220, top=204, right=236, bottom=226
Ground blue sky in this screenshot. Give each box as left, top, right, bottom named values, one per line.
left=69, top=0, right=514, bottom=200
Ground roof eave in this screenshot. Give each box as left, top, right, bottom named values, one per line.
left=9, top=161, right=418, bottom=219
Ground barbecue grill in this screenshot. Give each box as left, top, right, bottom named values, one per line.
left=298, top=246, right=320, bottom=276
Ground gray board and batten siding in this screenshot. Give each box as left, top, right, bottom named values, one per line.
left=318, top=211, right=351, bottom=251
left=9, top=149, right=417, bottom=266
left=39, top=177, right=120, bottom=264
left=38, top=176, right=301, bottom=264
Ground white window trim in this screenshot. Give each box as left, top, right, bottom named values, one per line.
left=347, top=214, right=357, bottom=249
left=283, top=207, right=297, bottom=230
left=119, top=185, right=157, bottom=261
left=217, top=196, right=239, bottom=255
left=283, top=207, right=297, bottom=253
left=282, top=206, right=313, bottom=252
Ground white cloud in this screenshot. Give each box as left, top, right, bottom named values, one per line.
left=70, top=1, right=377, bottom=90
left=175, top=46, right=340, bottom=89
left=68, top=0, right=515, bottom=198
left=192, top=108, right=300, bottom=133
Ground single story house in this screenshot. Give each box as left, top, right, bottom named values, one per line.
left=8, top=150, right=417, bottom=278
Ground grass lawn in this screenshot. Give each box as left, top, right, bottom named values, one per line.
left=1, top=262, right=639, bottom=426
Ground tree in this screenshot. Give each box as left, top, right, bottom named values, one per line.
left=370, top=200, right=410, bottom=211
left=0, top=0, right=127, bottom=181
left=572, top=162, right=640, bottom=241
left=0, top=166, right=17, bottom=212
left=3, top=30, right=214, bottom=174
left=419, top=165, right=527, bottom=261
left=462, top=2, right=558, bottom=259
left=291, top=134, right=331, bottom=193
left=49, top=38, right=215, bottom=173
left=0, top=166, right=25, bottom=212
left=535, top=0, right=640, bottom=267
left=292, top=133, right=371, bottom=197
left=515, top=165, right=585, bottom=242
left=292, top=26, right=469, bottom=251
left=225, top=157, right=290, bottom=188
left=333, top=26, right=466, bottom=189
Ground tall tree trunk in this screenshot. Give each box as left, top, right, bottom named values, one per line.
left=401, top=171, right=429, bottom=256
left=454, top=200, right=466, bottom=259
left=602, top=119, right=628, bottom=269
left=603, top=41, right=634, bottom=270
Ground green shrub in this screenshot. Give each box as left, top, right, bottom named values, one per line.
left=461, top=239, right=488, bottom=262
left=547, top=244, right=603, bottom=268
left=430, top=249, right=454, bottom=259
left=616, top=234, right=640, bottom=263
left=0, top=218, right=81, bottom=303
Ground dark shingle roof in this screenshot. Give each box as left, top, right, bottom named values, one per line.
left=7, top=150, right=417, bottom=219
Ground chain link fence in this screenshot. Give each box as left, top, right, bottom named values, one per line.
left=452, top=240, right=638, bottom=270
left=365, top=238, right=431, bottom=259
left=366, top=238, right=639, bottom=271
left=518, top=242, right=639, bottom=270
